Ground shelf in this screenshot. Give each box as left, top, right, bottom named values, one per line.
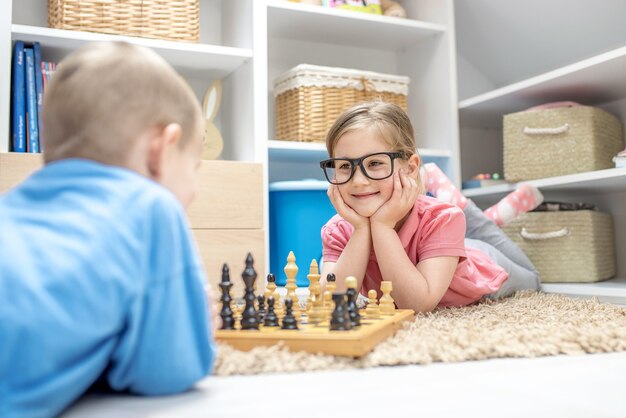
left=268, top=140, right=451, bottom=162
left=11, top=24, right=252, bottom=79
left=542, top=278, right=626, bottom=305
left=458, top=45, right=626, bottom=128
left=268, top=140, right=329, bottom=162
left=463, top=167, right=626, bottom=199
left=267, top=0, right=445, bottom=50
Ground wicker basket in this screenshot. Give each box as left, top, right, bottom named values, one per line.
left=501, top=210, right=616, bottom=283
left=48, top=0, right=200, bottom=43
left=503, top=106, right=624, bottom=181
left=274, top=64, right=409, bottom=142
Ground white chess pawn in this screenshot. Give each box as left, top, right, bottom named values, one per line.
left=379, top=281, right=395, bottom=315
left=365, top=289, right=380, bottom=319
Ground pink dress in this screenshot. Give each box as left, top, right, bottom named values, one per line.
left=321, top=195, right=508, bottom=307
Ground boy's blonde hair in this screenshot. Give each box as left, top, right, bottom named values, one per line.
left=325, top=101, right=424, bottom=194
left=42, top=41, right=202, bottom=164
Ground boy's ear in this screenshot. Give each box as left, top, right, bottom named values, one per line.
left=147, top=123, right=182, bottom=179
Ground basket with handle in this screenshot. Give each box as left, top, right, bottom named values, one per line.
left=48, top=0, right=200, bottom=43
left=501, top=210, right=616, bottom=283
left=274, top=64, right=409, bottom=142
left=503, top=104, right=624, bottom=181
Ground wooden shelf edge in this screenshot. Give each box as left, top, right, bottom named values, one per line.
left=463, top=168, right=626, bottom=198
left=542, top=278, right=626, bottom=305
left=458, top=45, right=626, bottom=110
left=266, top=0, right=447, bottom=32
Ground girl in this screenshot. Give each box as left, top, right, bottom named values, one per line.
left=319, top=101, right=540, bottom=313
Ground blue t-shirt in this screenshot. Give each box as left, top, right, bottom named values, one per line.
left=0, top=159, right=216, bottom=417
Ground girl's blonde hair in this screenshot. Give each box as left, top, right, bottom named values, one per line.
left=325, top=101, right=424, bottom=194
left=42, top=41, right=202, bottom=164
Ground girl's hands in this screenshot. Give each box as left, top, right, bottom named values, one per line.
left=371, top=169, right=418, bottom=229
left=327, top=184, right=369, bottom=230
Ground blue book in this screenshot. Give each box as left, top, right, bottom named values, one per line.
left=11, top=41, right=26, bottom=152
left=33, top=42, right=44, bottom=151
left=24, top=47, right=39, bottom=153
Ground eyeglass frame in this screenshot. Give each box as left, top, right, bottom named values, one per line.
left=319, top=151, right=405, bottom=185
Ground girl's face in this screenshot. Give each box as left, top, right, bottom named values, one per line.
left=333, top=126, right=406, bottom=217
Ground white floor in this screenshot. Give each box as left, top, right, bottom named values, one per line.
left=64, top=351, right=626, bottom=418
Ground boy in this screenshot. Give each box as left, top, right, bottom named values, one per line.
left=0, top=42, right=216, bottom=417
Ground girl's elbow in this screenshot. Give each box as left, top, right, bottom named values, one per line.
left=405, top=299, right=438, bottom=314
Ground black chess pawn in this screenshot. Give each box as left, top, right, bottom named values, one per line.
left=327, top=272, right=336, bottom=284
left=330, top=293, right=352, bottom=331
left=345, top=286, right=361, bottom=327
left=264, top=296, right=279, bottom=327
left=219, top=263, right=235, bottom=330
left=240, top=253, right=260, bottom=330
left=281, top=298, right=298, bottom=330
left=267, top=273, right=276, bottom=286
left=257, top=295, right=266, bottom=323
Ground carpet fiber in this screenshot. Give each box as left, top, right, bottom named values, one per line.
left=214, top=291, right=626, bottom=376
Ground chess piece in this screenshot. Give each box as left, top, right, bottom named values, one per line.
left=326, top=272, right=337, bottom=295
left=281, top=298, right=298, bottom=330
left=264, top=273, right=277, bottom=300
left=345, top=276, right=361, bottom=327
left=322, top=290, right=333, bottom=323
left=265, top=273, right=283, bottom=317
left=306, top=259, right=321, bottom=312
left=379, top=280, right=395, bottom=315
left=284, top=251, right=299, bottom=315
left=264, top=296, right=279, bottom=327
left=219, top=263, right=235, bottom=330
left=257, top=295, right=266, bottom=323
left=330, top=293, right=351, bottom=331
left=232, top=303, right=242, bottom=323
left=365, top=289, right=380, bottom=319
left=307, top=260, right=324, bottom=325
left=240, top=253, right=260, bottom=330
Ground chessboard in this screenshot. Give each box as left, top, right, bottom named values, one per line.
left=215, top=309, right=414, bottom=357
left=215, top=251, right=415, bottom=358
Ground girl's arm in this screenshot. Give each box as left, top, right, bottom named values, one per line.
left=370, top=169, right=458, bottom=312
left=320, top=185, right=372, bottom=292
left=320, top=224, right=371, bottom=292
left=371, top=221, right=458, bottom=312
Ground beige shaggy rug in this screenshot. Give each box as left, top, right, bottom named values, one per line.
left=214, top=291, right=626, bottom=376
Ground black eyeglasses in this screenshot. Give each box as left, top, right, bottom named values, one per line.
left=319, top=152, right=405, bottom=185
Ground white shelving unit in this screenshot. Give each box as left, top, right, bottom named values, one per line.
left=265, top=0, right=460, bottom=184
left=541, top=279, right=626, bottom=306
left=266, top=0, right=446, bottom=50
left=10, top=24, right=252, bottom=79
left=455, top=2, right=626, bottom=303
left=463, top=168, right=626, bottom=200
left=2, top=0, right=258, bottom=160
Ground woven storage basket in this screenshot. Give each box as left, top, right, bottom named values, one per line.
left=48, top=0, right=200, bottom=43
left=503, top=106, right=624, bottom=181
left=274, top=64, right=409, bottom=142
left=501, top=210, right=616, bottom=283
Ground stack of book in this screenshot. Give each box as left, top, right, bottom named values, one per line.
left=613, top=149, right=626, bottom=168
left=11, top=41, right=57, bottom=153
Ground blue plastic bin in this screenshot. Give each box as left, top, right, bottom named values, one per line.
left=269, top=180, right=336, bottom=286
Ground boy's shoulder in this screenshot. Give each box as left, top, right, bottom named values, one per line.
left=4, top=159, right=182, bottom=220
